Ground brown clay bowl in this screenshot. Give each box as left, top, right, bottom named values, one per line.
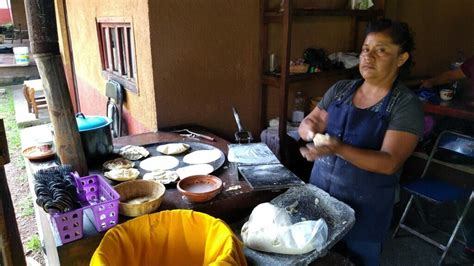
left=114, top=180, right=166, bottom=217
left=177, top=175, right=223, bottom=203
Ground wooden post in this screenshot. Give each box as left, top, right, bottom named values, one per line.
left=0, top=120, right=26, bottom=266
left=24, top=0, right=88, bottom=175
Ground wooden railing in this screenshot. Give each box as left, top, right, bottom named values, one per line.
left=0, top=119, right=26, bottom=266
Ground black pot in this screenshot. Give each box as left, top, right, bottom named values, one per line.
left=76, top=113, right=113, bottom=163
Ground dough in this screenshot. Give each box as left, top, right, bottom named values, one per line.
left=313, top=133, right=330, bottom=147
left=182, top=149, right=222, bottom=164
left=156, top=143, right=190, bottom=155
left=143, top=170, right=179, bottom=184
left=176, top=164, right=214, bottom=179
left=104, top=168, right=140, bottom=182
left=119, top=145, right=150, bottom=160
left=103, top=158, right=134, bottom=170
left=139, top=156, right=180, bottom=171
left=241, top=202, right=328, bottom=255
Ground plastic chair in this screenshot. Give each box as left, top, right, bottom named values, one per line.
left=105, top=80, right=124, bottom=138
left=393, top=130, right=474, bottom=265
left=90, top=210, right=247, bottom=265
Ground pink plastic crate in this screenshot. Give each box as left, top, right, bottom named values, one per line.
left=74, top=173, right=120, bottom=232
left=49, top=208, right=84, bottom=244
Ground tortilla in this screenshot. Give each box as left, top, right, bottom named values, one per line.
left=139, top=156, right=180, bottom=171
left=119, top=145, right=150, bottom=160
left=143, top=170, right=179, bottom=184
left=176, top=164, right=214, bottom=179
left=182, top=149, right=222, bottom=165
left=156, top=143, right=190, bottom=155
left=104, top=168, right=140, bottom=182
left=103, top=158, right=135, bottom=170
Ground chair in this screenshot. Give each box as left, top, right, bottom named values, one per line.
left=393, top=130, right=474, bottom=265
left=22, top=82, right=47, bottom=118
left=105, top=80, right=124, bottom=138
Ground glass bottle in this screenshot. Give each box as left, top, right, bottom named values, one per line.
left=292, top=91, right=306, bottom=124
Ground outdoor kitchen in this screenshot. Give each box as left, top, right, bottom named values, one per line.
left=0, top=0, right=473, bottom=266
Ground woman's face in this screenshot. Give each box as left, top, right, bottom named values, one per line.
left=359, top=32, right=408, bottom=82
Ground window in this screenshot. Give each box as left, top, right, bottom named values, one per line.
left=97, top=18, right=138, bottom=93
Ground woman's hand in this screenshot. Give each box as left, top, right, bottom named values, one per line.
left=299, top=136, right=341, bottom=161
left=298, top=107, right=328, bottom=141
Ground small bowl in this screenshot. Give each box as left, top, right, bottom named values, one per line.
left=177, top=175, right=223, bottom=203
left=114, top=180, right=166, bottom=217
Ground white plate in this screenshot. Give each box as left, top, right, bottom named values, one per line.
left=139, top=156, right=179, bottom=171
left=182, top=149, right=222, bottom=164
left=176, top=164, right=214, bottom=179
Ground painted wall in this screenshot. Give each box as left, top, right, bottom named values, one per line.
left=63, top=0, right=157, bottom=135
left=148, top=0, right=262, bottom=139
left=9, top=0, right=25, bottom=28
left=0, top=9, right=11, bottom=24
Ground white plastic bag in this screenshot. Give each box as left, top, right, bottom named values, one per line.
left=241, top=203, right=328, bottom=255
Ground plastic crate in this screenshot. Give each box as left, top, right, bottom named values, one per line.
left=49, top=208, right=84, bottom=244
left=74, top=173, right=120, bottom=232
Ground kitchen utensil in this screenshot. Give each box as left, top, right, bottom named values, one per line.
left=114, top=180, right=166, bottom=217
left=76, top=112, right=113, bottom=163
left=177, top=175, right=222, bottom=203
left=171, top=129, right=215, bottom=141
left=232, top=107, right=253, bottom=143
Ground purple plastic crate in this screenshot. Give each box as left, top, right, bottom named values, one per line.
left=74, top=173, right=120, bottom=232
left=49, top=208, right=84, bottom=244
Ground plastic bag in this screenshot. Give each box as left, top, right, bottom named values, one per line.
left=241, top=203, right=328, bottom=255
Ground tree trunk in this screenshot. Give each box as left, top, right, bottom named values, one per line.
left=24, top=0, right=88, bottom=175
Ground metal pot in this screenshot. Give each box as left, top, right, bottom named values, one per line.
left=76, top=113, right=113, bottom=163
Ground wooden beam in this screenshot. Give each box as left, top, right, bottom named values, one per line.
left=0, top=120, right=25, bottom=266
left=0, top=120, right=8, bottom=166
left=24, top=0, right=88, bottom=175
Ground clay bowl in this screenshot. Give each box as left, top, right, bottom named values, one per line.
left=114, top=180, right=166, bottom=217
left=177, top=175, right=223, bottom=203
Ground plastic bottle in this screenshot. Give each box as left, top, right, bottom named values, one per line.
left=450, top=50, right=465, bottom=96
left=292, top=91, right=305, bottom=123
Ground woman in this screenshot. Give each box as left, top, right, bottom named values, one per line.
left=298, top=19, right=424, bottom=265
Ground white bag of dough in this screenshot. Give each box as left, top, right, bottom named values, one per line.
left=241, top=203, right=328, bottom=255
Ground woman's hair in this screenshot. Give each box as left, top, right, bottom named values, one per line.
left=365, top=18, right=415, bottom=77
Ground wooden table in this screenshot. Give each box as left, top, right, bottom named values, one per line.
left=29, top=129, right=352, bottom=265
left=29, top=130, right=283, bottom=266
left=423, top=98, right=474, bottom=121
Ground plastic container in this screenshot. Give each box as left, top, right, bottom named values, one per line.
left=292, top=91, right=306, bottom=123
left=13, top=46, right=30, bottom=65
left=49, top=208, right=84, bottom=245
left=74, top=173, right=120, bottom=232
left=48, top=173, right=120, bottom=244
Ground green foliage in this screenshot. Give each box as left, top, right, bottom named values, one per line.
left=20, top=196, right=34, bottom=217
left=0, top=87, right=25, bottom=169
left=25, top=234, right=41, bottom=252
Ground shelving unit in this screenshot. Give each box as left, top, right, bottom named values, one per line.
left=261, top=0, right=384, bottom=163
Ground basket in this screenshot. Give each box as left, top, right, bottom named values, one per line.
left=49, top=208, right=84, bottom=244
left=74, top=174, right=120, bottom=232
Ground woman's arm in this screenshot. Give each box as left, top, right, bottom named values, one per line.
left=421, top=68, right=466, bottom=88
left=300, top=130, right=419, bottom=175
left=298, top=107, right=328, bottom=142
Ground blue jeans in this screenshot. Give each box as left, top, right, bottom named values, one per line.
left=345, top=240, right=382, bottom=266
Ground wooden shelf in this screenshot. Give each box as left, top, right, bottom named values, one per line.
left=262, top=68, right=357, bottom=87
left=264, top=9, right=384, bottom=23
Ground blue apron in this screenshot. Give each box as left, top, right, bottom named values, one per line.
left=310, top=80, right=398, bottom=242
